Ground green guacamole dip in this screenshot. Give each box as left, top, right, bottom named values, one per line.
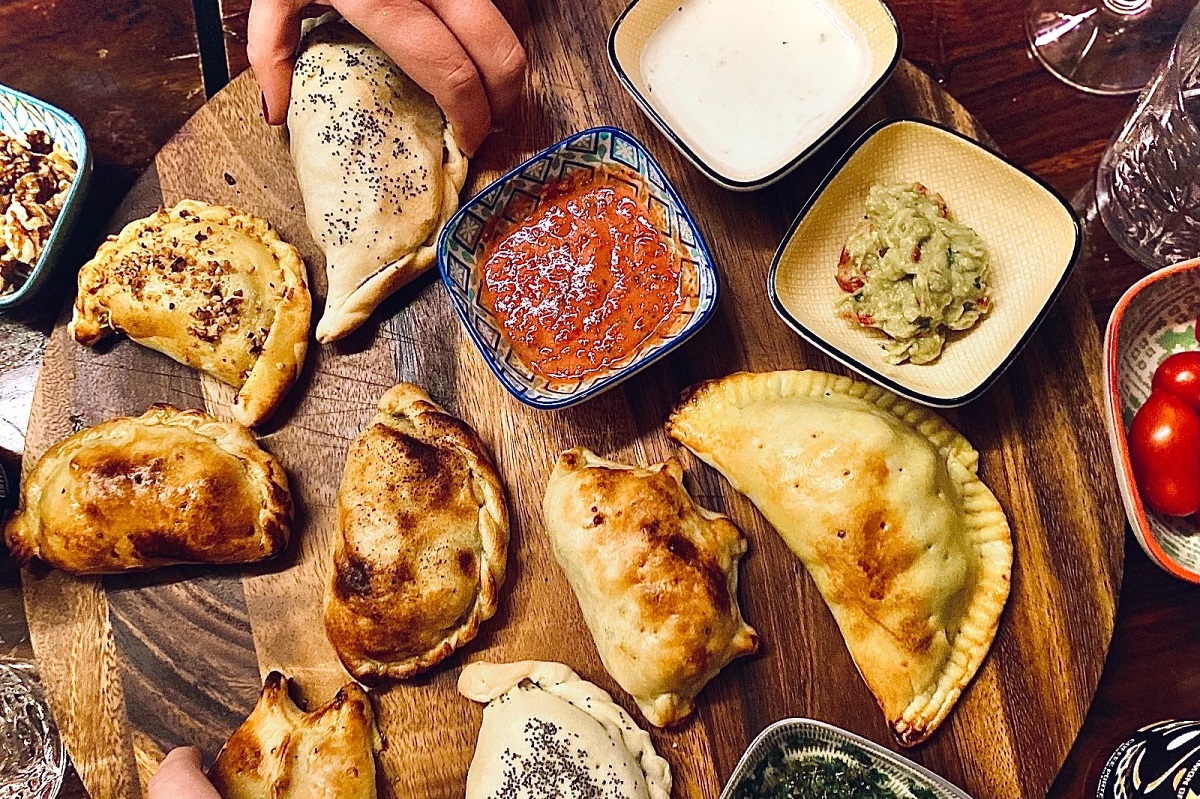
left=835, top=182, right=991, bottom=365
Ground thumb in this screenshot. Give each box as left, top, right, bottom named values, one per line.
left=148, top=747, right=223, bottom=799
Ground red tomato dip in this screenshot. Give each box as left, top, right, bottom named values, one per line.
left=478, top=169, right=694, bottom=382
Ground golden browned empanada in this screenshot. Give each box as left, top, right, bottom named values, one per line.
left=668, top=370, right=1012, bottom=745
left=543, top=448, right=758, bottom=727
left=324, top=383, right=508, bottom=682
left=70, top=200, right=310, bottom=427
left=4, top=404, right=291, bottom=575
left=458, top=661, right=672, bottom=799
left=289, top=19, right=467, bottom=343
left=209, top=671, right=380, bottom=799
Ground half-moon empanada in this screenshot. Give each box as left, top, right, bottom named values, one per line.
left=4, top=404, right=292, bottom=574
left=667, top=370, right=1012, bottom=745
left=209, top=671, right=380, bottom=799
left=543, top=448, right=759, bottom=727
left=458, top=661, right=672, bottom=799
left=289, top=19, right=468, bottom=343
left=70, top=200, right=311, bottom=428
left=324, top=383, right=508, bottom=682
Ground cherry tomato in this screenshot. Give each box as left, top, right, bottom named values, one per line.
left=1152, top=351, right=1200, bottom=411
left=1128, top=391, right=1200, bottom=517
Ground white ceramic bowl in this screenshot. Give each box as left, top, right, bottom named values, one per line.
left=608, top=0, right=901, bottom=191
left=1104, top=258, right=1200, bottom=583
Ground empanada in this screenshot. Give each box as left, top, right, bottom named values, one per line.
left=324, top=384, right=508, bottom=682
left=4, top=404, right=291, bottom=575
left=458, top=661, right=672, bottom=799
left=209, top=671, right=380, bottom=799
left=543, top=448, right=758, bottom=727
left=71, top=200, right=310, bottom=428
left=668, top=370, right=1012, bottom=745
left=289, top=19, right=468, bottom=343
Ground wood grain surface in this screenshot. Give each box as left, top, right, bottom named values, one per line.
left=18, top=6, right=1123, bottom=799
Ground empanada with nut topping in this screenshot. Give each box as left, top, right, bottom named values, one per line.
left=324, top=383, right=508, bottom=682
left=70, top=199, right=310, bottom=427
left=543, top=447, right=759, bottom=727
left=668, top=370, right=1012, bottom=745
left=4, top=404, right=291, bottom=575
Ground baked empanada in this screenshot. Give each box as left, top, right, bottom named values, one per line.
left=209, top=671, right=380, bottom=799
left=543, top=448, right=758, bottom=727
left=668, top=370, right=1012, bottom=745
left=4, top=404, right=291, bottom=575
left=70, top=200, right=310, bottom=428
left=289, top=19, right=468, bottom=343
left=458, top=661, right=672, bottom=799
left=324, top=384, right=508, bottom=682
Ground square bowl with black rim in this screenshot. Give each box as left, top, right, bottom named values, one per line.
left=608, top=0, right=901, bottom=191
left=437, top=126, right=720, bottom=410
left=768, top=118, right=1081, bottom=408
left=0, top=84, right=90, bottom=310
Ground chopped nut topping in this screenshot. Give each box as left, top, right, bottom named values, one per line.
left=0, top=129, right=77, bottom=295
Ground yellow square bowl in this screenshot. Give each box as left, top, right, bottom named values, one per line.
left=608, top=0, right=901, bottom=191
left=769, top=118, right=1082, bottom=407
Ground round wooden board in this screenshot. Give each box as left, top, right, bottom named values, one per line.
left=19, top=4, right=1123, bottom=796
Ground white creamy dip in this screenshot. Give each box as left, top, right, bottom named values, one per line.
left=640, top=0, right=872, bottom=183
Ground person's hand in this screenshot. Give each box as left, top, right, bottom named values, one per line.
left=248, top=0, right=527, bottom=155
left=148, top=747, right=223, bottom=799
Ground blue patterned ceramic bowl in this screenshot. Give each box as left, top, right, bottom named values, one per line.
left=0, top=84, right=90, bottom=310
left=437, top=126, right=720, bottom=409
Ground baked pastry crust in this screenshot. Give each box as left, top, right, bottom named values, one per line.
left=289, top=19, right=468, bottom=343
left=543, top=447, right=759, bottom=727
left=70, top=199, right=310, bottom=427
left=4, top=404, right=291, bottom=575
left=324, top=383, right=508, bottom=682
left=209, top=671, right=381, bottom=799
left=458, top=661, right=672, bottom=799
left=668, top=370, right=1012, bottom=746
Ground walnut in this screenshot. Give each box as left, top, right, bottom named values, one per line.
left=0, top=129, right=77, bottom=295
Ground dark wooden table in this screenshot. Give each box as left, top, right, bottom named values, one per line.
left=0, top=1, right=1196, bottom=797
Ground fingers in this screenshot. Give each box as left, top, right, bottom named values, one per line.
left=148, top=747, right=223, bottom=799
left=336, top=0, right=494, bottom=154
left=421, top=0, right=527, bottom=118
left=247, top=0, right=305, bottom=125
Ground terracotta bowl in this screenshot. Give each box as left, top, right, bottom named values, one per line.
left=1104, top=258, right=1200, bottom=583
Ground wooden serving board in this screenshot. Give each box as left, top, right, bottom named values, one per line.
left=19, top=4, right=1123, bottom=797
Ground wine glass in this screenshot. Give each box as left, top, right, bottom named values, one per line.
left=1095, top=0, right=1200, bottom=266
left=1026, top=0, right=1194, bottom=95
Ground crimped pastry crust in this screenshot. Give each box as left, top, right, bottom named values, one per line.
left=209, top=671, right=381, bottom=799
left=458, top=660, right=672, bottom=799
left=288, top=19, right=468, bottom=343
left=544, top=447, right=759, bottom=727
left=70, top=199, right=310, bottom=427
left=324, top=383, right=508, bottom=682
left=668, top=369, right=1012, bottom=746
left=4, top=404, right=292, bottom=574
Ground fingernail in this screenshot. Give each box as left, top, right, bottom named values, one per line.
left=261, top=92, right=270, bottom=124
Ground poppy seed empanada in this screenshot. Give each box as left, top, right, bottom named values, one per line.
left=324, top=383, right=508, bottom=682
left=4, top=404, right=292, bottom=575
left=289, top=19, right=468, bottom=343
left=70, top=200, right=311, bottom=428
left=209, top=671, right=380, bottom=799
left=458, top=661, right=672, bottom=799
left=668, top=370, right=1012, bottom=746
left=543, top=447, right=759, bottom=727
